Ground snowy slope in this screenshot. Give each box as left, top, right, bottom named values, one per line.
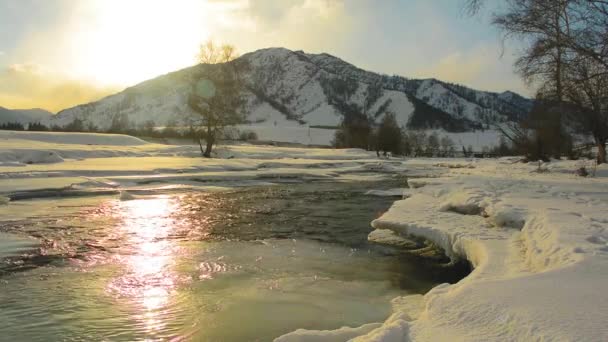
left=53, top=48, right=533, bottom=136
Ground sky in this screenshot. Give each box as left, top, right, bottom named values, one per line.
left=0, top=0, right=529, bottom=113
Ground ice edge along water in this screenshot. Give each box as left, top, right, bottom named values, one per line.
left=1, top=131, right=607, bottom=341
left=276, top=165, right=608, bottom=341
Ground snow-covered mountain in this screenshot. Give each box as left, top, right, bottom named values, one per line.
left=53, top=47, right=533, bottom=133
left=0, top=107, right=53, bottom=125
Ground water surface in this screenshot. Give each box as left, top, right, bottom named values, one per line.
left=0, top=182, right=467, bottom=341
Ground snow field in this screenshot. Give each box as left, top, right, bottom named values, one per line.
left=1, top=131, right=607, bottom=341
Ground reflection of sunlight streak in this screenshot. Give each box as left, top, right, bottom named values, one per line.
left=106, top=197, right=179, bottom=335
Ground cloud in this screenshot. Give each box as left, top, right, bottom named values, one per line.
left=212, top=0, right=351, bottom=55
left=416, top=49, right=492, bottom=84
left=413, top=44, right=531, bottom=96
left=246, top=0, right=306, bottom=25
left=1, top=0, right=531, bottom=109
left=0, top=63, right=119, bottom=112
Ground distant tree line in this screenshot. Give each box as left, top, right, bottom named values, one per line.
left=0, top=117, right=258, bottom=143
left=0, top=121, right=55, bottom=131
left=332, top=111, right=514, bottom=158
left=0, top=122, right=27, bottom=130
left=332, top=110, right=541, bottom=158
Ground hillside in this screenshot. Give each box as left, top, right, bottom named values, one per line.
left=52, top=47, right=533, bottom=140
left=0, top=107, right=54, bottom=125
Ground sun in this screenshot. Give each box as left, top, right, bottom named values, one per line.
left=69, top=0, right=211, bottom=87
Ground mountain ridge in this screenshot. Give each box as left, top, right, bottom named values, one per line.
left=52, top=47, right=533, bottom=134
left=0, top=107, right=54, bottom=125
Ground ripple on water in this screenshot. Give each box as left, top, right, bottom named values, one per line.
left=0, top=182, right=469, bottom=341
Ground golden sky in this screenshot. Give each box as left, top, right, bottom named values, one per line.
left=0, top=0, right=527, bottom=113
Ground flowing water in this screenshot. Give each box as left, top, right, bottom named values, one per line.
left=0, top=181, right=469, bottom=341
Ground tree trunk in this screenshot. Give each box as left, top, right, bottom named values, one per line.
left=203, top=138, right=213, bottom=158
left=200, top=124, right=215, bottom=158
left=197, top=138, right=205, bottom=155
left=203, top=125, right=215, bottom=158
left=553, top=4, right=564, bottom=158
left=597, top=139, right=607, bottom=164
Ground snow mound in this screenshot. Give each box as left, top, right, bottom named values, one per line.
left=484, top=204, right=526, bottom=229
left=360, top=162, right=402, bottom=173
left=20, top=150, right=64, bottom=164
left=407, top=178, right=440, bottom=189
left=274, top=323, right=382, bottom=342
left=0, top=131, right=149, bottom=146
left=438, top=188, right=490, bottom=215
left=368, top=229, right=417, bottom=248
left=365, top=188, right=410, bottom=198
left=348, top=173, right=608, bottom=340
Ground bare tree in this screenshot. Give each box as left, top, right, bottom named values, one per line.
left=493, top=0, right=575, bottom=101
left=467, top=0, right=608, bottom=162
left=407, top=131, right=427, bottom=157
left=563, top=57, right=608, bottom=162
left=196, top=41, right=238, bottom=64
left=560, top=1, right=608, bottom=71
left=493, top=1, right=575, bottom=159
left=440, top=136, right=455, bottom=157
left=426, top=132, right=440, bottom=157
left=463, top=0, right=485, bottom=16
left=467, top=0, right=608, bottom=71
left=188, top=40, right=247, bottom=157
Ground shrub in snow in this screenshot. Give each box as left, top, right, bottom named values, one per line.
left=576, top=167, right=589, bottom=177
left=438, top=189, right=488, bottom=216
left=239, top=130, right=258, bottom=141
left=487, top=207, right=526, bottom=229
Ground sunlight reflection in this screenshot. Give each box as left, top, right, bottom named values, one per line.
left=106, top=196, right=180, bottom=336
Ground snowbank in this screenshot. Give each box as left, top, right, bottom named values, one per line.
left=276, top=160, right=608, bottom=341
left=365, top=188, right=410, bottom=198
left=274, top=323, right=382, bottom=342
left=2, top=130, right=607, bottom=341
left=0, top=131, right=149, bottom=146
left=18, top=150, right=64, bottom=164
left=0, top=131, right=384, bottom=171
left=0, top=131, right=398, bottom=197
left=367, top=229, right=418, bottom=248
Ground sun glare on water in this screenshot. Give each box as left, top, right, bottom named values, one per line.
left=107, top=197, right=181, bottom=334
left=70, top=0, right=211, bottom=86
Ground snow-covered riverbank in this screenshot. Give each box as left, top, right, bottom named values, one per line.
left=1, top=131, right=607, bottom=341
left=0, top=131, right=406, bottom=200
left=278, top=160, right=608, bottom=341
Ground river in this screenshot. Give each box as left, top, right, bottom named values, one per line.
left=0, top=181, right=469, bottom=341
